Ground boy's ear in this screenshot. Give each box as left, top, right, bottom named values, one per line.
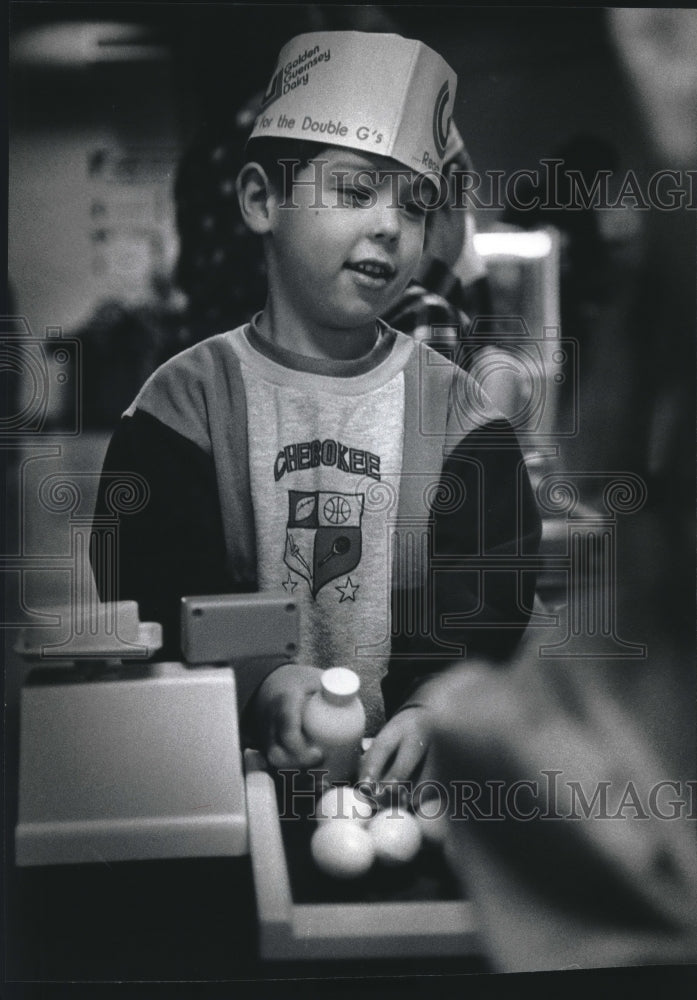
left=236, top=162, right=277, bottom=235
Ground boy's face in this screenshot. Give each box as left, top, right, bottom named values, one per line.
left=264, top=147, right=427, bottom=333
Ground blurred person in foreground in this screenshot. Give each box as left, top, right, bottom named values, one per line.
left=424, top=7, right=697, bottom=974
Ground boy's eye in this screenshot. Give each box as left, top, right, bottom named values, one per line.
left=339, top=186, right=373, bottom=207
left=403, top=197, right=427, bottom=218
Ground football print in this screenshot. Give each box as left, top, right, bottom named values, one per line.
left=294, top=495, right=317, bottom=522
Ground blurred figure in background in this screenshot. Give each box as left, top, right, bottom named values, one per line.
left=384, top=122, right=493, bottom=351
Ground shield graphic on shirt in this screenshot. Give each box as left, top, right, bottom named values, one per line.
left=284, top=490, right=364, bottom=598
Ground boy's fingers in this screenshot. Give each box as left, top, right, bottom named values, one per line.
left=266, top=713, right=292, bottom=769
left=359, top=727, right=399, bottom=783
left=277, top=701, right=322, bottom=767
left=266, top=741, right=291, bottom=770
left=267, top=734, right=322, bottom=770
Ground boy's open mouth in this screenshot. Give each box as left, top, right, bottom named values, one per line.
left=345, top=259, right=396, bottom=285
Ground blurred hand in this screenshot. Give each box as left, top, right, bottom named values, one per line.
left=359, top=706, right=432, bottom=784
left=254, top=663, right=324, bottom=769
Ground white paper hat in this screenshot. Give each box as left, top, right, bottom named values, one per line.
left=248, top=31, right=458, bottom=176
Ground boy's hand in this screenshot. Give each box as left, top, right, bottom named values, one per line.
left=254, top=663, right=324, bottom=769
left=359, top=706, right=431, bottom=785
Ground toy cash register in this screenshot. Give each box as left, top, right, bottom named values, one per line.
left=14, top=595, right=480, bottom=961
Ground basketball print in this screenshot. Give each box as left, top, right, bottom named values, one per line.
left=323, top=495, right=351, bottom=524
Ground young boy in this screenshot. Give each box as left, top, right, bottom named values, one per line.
left=91, top=30, right=541, bottom=783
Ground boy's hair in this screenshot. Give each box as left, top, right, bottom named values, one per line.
left=245, top=137, right=329, bottom=199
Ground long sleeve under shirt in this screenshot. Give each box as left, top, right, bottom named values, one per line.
left=91, top=318, right=541, bottom=731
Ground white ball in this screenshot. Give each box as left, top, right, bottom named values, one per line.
left=314, top=785, right=374, bottom=826
left=310, top=820, right=376, bottom=879
left=369, top=807, right=423, bottom=866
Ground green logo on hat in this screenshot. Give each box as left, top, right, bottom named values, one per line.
left=433, top=81, right=451, bottom=159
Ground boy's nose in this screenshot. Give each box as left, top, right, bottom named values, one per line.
left=369, top=200, right=401, bottom=242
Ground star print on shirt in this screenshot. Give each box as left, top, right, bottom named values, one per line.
left=335, top=576, right=359, bottom=602
left=282, top=573, right=298, bottom=593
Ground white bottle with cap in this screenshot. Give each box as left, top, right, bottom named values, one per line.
left=303, top=667, right=366, bottom=784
